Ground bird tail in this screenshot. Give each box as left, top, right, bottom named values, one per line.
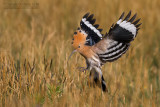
left=107, top=11, right=141, bottom=43
left=101, top=76, right=107, bottom=92
left=90, top=68, right=107, bottom=92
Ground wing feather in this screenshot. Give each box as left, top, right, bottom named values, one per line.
left=80, top=13, right=104, bottom=46
left=92, top=11, right=141, bottom=64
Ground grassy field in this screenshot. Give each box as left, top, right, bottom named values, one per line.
left=0, top=0, right=160, bottom=106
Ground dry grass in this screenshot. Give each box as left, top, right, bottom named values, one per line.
left=0, top=0, right=160, bottom=106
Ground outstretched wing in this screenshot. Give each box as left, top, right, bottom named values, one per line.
left=93, top=11, right=141, bottom=64
left=80, top=13, right=104, bottom=46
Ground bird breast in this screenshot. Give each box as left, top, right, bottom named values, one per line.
left=77, top=45, right=101, bottom=67
left=77, top=46, right=95, bottom=58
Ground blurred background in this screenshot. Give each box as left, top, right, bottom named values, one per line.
left=0, top=0, right=160, bottom=106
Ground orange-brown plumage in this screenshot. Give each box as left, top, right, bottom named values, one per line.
left=72, top=30, right=95, bottom=58
left=69, top=11, right=141, bottom=92
left=72, top=30, right=86, bottom=49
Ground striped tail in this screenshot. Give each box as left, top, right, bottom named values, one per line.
left=101, top=75, right=107, bottom=92
left=99, top=11, right=141, bottom=63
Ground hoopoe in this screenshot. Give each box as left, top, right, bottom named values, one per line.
left=69, top=11, right=141, bottom=92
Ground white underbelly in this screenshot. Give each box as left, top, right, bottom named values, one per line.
left=87, top=56, right=101, bottom=70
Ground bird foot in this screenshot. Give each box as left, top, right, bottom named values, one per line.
left=77, top=67, right=87, bottom=72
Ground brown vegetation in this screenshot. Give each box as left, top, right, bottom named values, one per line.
left=0, top=0, right=160, bottom=106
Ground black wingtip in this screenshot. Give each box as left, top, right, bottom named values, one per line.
left=137, top=28, right=140, bottom=31
left=129, top=13, right=137, bottom=23
left=90, top=19, right=96, bottom=24
left=133, top=18, right=141, bottom=25
left=88, top=14, right=94, bottom=20
left=94, top=24, right=99, bottom=28
left=124, top=10, right=131, bottom=21
left=136, top=23, right=142, bottom=28
left=83, top=13, right=90, bottom=18
left=98, top=29, right=103, bottom=32
left=119, top=12, right=125, bottom=20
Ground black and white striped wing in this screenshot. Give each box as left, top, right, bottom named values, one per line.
left=98, top=41, right=130, bottom=63
left=98, top=11, right=141, bottom=63
left=80, top=13, right=103, bottom=46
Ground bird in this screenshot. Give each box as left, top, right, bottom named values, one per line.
left=68, top=11, right=141, bottom=92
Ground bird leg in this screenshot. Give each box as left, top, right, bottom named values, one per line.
left=76, top=67, right=88, bottom=72
left=76, top=60, right=90, bottom=72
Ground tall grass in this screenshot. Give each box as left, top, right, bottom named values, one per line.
left=0, top=0, right=160, bottom=106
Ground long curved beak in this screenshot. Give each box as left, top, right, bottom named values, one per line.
left=68, top=50, right=77, bottom=62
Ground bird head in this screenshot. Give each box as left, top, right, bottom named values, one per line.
left=68, top=28, right=88, bottom=61
left=68, top=13, right=103, bottom=61
left=72, top=28, right=87, bottom=51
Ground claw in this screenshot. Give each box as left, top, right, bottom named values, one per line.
left=77, top=67, right=87, bottom=72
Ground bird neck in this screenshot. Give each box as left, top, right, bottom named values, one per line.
left=77, top=45, right=94, bottom=58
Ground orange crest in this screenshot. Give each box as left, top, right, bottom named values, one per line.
left=72, top=29, right=87, bottom=49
